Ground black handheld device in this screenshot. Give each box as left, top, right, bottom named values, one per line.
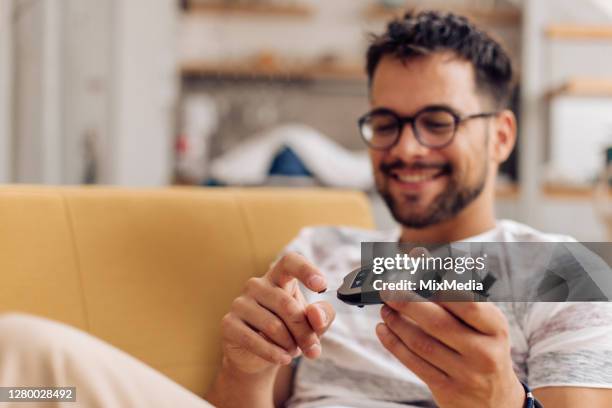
left=336, top=265, right=382, bottom=307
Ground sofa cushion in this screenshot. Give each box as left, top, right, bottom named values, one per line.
left=0, top=186, right=374, bottom=395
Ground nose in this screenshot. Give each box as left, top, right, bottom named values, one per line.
left=388, top=122, right=431, bottom=160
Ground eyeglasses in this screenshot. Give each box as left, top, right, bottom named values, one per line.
left=358, top=106, right=499, bottom=150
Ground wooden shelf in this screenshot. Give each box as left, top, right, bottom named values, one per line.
left=546, top=24, right=612, bottom=40
left=495, top=183, right=612, bottom=200
left=363, top=4, right=521, bottom=25
left=547, top=78, right=612, bottom=98
left=181, top=60, right=365, bottom=81
left=185, top=1, right=313, bottom=17
left=496, top=183, right=520, bottom=199
left=542, top=183, right=611, bottom=200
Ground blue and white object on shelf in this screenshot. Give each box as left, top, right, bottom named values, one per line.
left=209, top=124, right=374, bottom=190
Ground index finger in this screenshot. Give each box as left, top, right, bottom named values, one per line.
left=383, top=298, right=477, bottom=354
left=435, top=301, right=507, bottom=336
left=269, top=253, right=327, bottom=293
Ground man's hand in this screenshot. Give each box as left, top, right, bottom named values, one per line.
left=221, top=252, right=335, bottom=375
left=375, top=298, right=525, bottom=408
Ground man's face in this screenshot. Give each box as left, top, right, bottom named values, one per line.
left=369, top=53, right=492, bottom=229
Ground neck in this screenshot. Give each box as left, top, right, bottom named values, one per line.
left=399, top=188, right=496, bottom=243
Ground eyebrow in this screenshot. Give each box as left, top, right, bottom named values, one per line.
left=368, top=103, right=464, bottom=117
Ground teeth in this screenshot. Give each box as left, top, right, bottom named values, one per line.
left=395, top=170, right=442, bottom=183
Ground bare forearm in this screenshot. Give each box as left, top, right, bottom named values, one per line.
left=534, top=386, right=612, bottom=407
left=205, top=358, right=278, bottom=408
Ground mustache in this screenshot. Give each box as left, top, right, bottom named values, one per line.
left=379, top=160, right=452, bottom=174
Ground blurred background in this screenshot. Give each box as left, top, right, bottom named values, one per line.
left=0, top=0, right=610, bottom=239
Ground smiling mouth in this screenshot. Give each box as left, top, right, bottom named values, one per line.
left=390, top=167, right=450, bottom=183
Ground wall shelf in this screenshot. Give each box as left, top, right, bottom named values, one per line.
left=547, top=78, right=612, bottom=98
left=363, top=4, right=521, bottom=25
left=496, top=183, right=520, bottom=200
left=495, top=183, right=612, bottom=200
left=184, top=1, right=313, bottom=18
left=542, top=183, right=611, bottom=200
left=546, top=24, right=612, bottom=40
left=180, top=60, right=365, bottom=81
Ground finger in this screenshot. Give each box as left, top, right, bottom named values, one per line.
left=293, top=282, right=308, bottom=306
left=270, top=253, right=327, bottom=293
left=248, top=279, right=321, bottom=359
left=408, top=246, right=431, bottom=258
left=376, top=323, right=449, bottom=388
left=231, top=296, right=298, bottom=355
left=384, top=299, right=478, bottom=355
left=293, top=286, right=313, bottom=354
left=436, top=301, right=508, bottom=336
left=305, top=301, right=335, bottom=336
left=221, top=314, right=292, bottom=365
left=380, top=305, right=463, bottom=377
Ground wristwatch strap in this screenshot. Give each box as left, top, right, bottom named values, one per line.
left=521, top=381, right=544, bottom=408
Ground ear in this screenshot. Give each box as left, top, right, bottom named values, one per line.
left=490, top=109, right=517, bottom=164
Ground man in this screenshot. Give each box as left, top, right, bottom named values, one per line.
left=1, top=9, right=611, bottom=408
left=205, top=10, right=612, bottom=408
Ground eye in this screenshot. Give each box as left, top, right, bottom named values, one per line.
left=417, top=111, right=455, bottom=135
left=423, top=120, right=452, bottom=128
left=374, top=123, right=398, bottom=134
left=367, top=113, right=399, bottom=137
left=423, top=120, right=453, bottom=131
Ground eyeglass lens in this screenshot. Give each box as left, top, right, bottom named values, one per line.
left=361, top=109, right=457, bottom=149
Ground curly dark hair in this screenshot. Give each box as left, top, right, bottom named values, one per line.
left=366, top=10, right=515, bottom=108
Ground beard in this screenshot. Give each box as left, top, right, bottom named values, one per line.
left=377, top=157, right=488, bottom=229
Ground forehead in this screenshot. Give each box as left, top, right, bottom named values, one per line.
left=370, top=52, right=482, bottom=115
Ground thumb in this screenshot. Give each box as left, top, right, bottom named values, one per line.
left=305, top=301, right=335, bottom=336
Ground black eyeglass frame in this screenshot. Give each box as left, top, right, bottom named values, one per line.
left=358, top=106, right=500, bottom=150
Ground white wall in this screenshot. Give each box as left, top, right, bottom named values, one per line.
left=549, top=97, right=612, bottom=184
left=61, top=0, right=178, bottom=186
left=0, top=0, right=13, bottom=183
left=519, top=0, right=612, bottom=240
left=39, top=0, right=63, bottom=184
left=7, top=0, right=179, bottom=186
left=9, top=0, right=66, bottom=184
left=61, top=0, right=113, bottom=184
left=108, top=0, right=178, bottom=186
left=12, top=0, right=45, bottom=182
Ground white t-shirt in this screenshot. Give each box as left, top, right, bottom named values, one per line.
left=282, top=220, right=612, bottom=408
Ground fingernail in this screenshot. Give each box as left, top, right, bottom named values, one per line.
left=317, top=288, right=327, bottom=294
left=381, top=305, right=392, bottom=319
left=305, top=343, right=321, bottom=358
left=279, top=354, right=292, bottom=365
left=376, top=323, right=389, bottom=337
left=317, top=305, right=327, bottom=325
left=308, top=276, right=326, bottom=291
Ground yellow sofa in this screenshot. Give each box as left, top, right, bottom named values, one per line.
left=0, top=186, right=374, bottom=396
